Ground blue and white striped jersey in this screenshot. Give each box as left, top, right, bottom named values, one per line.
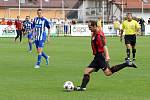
left=24, top=21, right=32, bottom=32
left=32, top=17, right=50, bottom=41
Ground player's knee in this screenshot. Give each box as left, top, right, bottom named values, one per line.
left=103, top=69, right=112, bottom=76
left=84, top=68, right=93, bottom=75
left=104, top=72, right=112, bottom=76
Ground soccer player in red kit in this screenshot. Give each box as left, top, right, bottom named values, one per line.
left=7, top=19, right=13, bottom=25
left=75, top=21, right=137, bottom=91
left=14, top=16, right=23, bottom=42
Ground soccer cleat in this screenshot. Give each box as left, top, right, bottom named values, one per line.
left=132, top=58, right=136, bottom=61
left=125, top=57, right=130, bottom=61
left=131, top=62, right=137, bottom=68
left=127, top=62, right=137, bottom=68
left=34, top=65, right=40, bottom=69
left=125, top=58, right=132, bottom=66
left=74, top=86, right=86, bottom=91
left=46, top=56, right=50, bottom=65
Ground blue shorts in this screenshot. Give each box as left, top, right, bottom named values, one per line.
left=27, top=33, right=33, bottom=39
left=35, top=40, right=45, bottom=48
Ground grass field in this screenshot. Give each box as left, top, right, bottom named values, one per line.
left=0, top=36, right=150, bottom=100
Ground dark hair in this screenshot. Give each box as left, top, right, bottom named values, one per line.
left=37, top=9, right=42, bottom=12
left=127, top=12, right=132, bottom=16
left=89, top=20, right=97, bottom=27
left=26, top=16, right=30, bottom=18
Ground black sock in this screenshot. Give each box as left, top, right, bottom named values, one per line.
left=110, top=63, right=128, bottom=73
left=132, top=49, right=136, bottom=58
left=126, top=49, right=130, bottom=59
left=81, top=74, right=90, bottom=88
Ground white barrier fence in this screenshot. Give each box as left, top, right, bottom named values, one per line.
left=1, top=24, right=150, bottom=37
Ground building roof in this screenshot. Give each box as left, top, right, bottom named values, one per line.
left=115, top=0, right=150, bottom=9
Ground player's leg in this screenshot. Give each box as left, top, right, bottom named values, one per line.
left=131, top=35, right=136, bottom=61
left=38, top=40, right=49, bottom=65
left=75, top=54, right=102, bottom=91
left=103, top=62, right=136, bottom=75
left=19, top=30, right=22, bottom=42
left=75, top=67, right=95, bottom=91
left=28, top=39, right=32, bottom=52
left=35, top=47, right=43, bottom=68
left=34, top=41, right=43, bottom=68
left=42, top=52, right=49, bottom=65
left=110, top=63, right=129, bottom=73
left=124, top=35, right=132, bottom=61
left=132, top=45, right=136, bottom=61
left=81, top=68, right=94, bottom=88
left=28, top=33, right=33, bottom=52
left=125, top=43, right=132, bottom=60
left=15, top=30, right=19, bottom=42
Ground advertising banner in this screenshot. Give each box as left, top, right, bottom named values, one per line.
left=0, top=25, right=17, bottom=37
left=71, top=25, right=91, bottom=36
left=145, top=25, right=150, bottom=35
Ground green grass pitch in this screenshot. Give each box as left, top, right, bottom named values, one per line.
left=0, top=36, right=150, bottom=100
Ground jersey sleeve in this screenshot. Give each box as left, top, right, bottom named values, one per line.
left=97, top=34, right=106, bottom=47
left=135, top=21, right=140, bottom=29
left=32, top=18, right=36, bottom=28
left=45, top=19, right=50, bottom=29
left=122, top=21, right=125, bottom=30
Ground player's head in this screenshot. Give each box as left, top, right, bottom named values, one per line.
left=37, top=9, right=42, bottom=18
left=26, top=16, right=30, bottom=21
left=126, top=12, right=132, bottom=21
left=98, top=16, right=102, bottom=20
left=88, top=20, right=97, bottom=33
left=17, top=16, right=20, bottom=20
left=2, top=18, right=5, bottom=21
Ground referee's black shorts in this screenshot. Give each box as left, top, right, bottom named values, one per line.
left=124, top=34, right=136, bottom=46
left=88, top=53, right=109, bottom=72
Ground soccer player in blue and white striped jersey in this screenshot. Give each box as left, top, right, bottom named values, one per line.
left=23, top=16, right=33, bottom=52
left=32, top=9, right=50, bottom=68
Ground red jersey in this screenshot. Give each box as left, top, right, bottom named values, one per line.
left=15, top=20, right=22, bottom=30
left=91, top=31, right=106, bottom=55
left=7, top=20, right=13, bottom=25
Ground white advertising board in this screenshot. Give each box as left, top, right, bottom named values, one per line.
left=145, top=25, right=150, bottom=35
left=0, top=25, right=17, bottom=37
left=103, top=24, right=117, bottom=36
left=71, top=25, right=91, bottom=36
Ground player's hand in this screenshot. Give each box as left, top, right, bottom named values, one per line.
left=106, top=56, right=110, bottom=62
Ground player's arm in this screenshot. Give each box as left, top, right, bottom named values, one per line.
left=46, top=20, right=51, bottom=42
left=104, top=46, right=110, bottom=61
left=98, top=34, right=110, bottom=61
left=120, top=22, right=124, bottom=42
left=135, top=21, right=141, bottom=35
left=47, top=28, right=50, bottom=42
left=31, top=20, right=36, bottom=37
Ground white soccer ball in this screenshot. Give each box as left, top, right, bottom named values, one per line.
left=63, top=81, right=74, bottom=91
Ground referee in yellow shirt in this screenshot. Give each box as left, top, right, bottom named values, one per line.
left=121, top=13, right=140, bottom=64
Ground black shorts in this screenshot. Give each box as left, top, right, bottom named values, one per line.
left=88, top=53, right=108, bottom=72
left=124, top=35, right=136, bottom=46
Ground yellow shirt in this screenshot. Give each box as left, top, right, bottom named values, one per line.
left=97, top=20, right=102, bottom=27
left=114, top=21, right=120, bottom=29
left=122, top=20, right=140, bottom=35
left=97, top=20, right=102, bottom=30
